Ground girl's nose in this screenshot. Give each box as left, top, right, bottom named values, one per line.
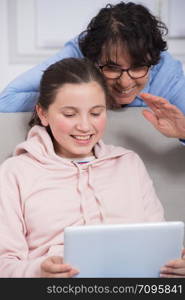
left=76, top=118, right=91, bottom=132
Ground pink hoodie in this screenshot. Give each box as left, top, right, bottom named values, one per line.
left=0, top=126, right=164, bottom=277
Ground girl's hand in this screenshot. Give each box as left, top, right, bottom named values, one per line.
left=40, top=256, right=79, bottom=278
left=160, top=248, right=185, bottom=278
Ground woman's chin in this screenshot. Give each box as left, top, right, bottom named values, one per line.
left=110, top=89, right=137, bottom=106
left=114, top=94, right=135, bottom=105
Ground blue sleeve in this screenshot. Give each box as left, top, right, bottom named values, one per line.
left=148, top=52, right=185, bottom=114
left=160, top=60, right=185, bottom=115
left=0, top=37, right=83, bottom=112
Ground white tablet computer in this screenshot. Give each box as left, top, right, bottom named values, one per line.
left=64, top=221, right=184, bottom=278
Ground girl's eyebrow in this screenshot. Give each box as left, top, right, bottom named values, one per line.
left=91, top=105, right=106, bottom=109
left=61, top=105, right=106, bottom=110
left=60, top=106, right=77, bottom=110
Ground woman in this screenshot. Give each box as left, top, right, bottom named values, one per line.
left=0, top=58, right=184, bottom=278
left=1, top=1, right=185, bottom=125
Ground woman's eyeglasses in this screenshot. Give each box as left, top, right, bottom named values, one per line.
left=98, top=64, right=150, bottom=80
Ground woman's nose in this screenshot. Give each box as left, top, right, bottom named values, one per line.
left=117, top=71, right=133, bottom=87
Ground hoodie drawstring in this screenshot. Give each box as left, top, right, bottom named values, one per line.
left=75, top=165, right=90, bottom=224
left=87, top=165, right=106, bottom=222
left=75, top=162, right=106, bottom=223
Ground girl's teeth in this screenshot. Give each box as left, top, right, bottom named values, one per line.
left=74, top=135, right=91, bottom=140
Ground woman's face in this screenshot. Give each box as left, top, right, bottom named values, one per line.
left=99, top=44, right=150, bottom=106
left=37, top=82, right=107, bottom=159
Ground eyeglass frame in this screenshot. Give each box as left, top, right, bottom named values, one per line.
left=98, top=64, right=150, bottom=80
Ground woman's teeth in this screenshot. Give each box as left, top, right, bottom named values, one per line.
left=120, top=87, right=135, bottom=94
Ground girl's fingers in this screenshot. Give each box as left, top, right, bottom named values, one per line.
left=44, top=268, right=79, bottom=278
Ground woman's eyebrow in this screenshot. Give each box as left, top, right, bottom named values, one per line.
left=105, top=59, right=119, bottom=66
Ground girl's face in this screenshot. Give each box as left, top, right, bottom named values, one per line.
left=37, top=82, right=107, bottom=159
left=99, top=44, right=150, bottom=106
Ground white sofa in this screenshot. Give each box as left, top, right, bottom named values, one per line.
left=0, top=108, right=185, bottom=240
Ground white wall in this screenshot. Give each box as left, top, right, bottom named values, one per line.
left=0, top=0, right=33, bottom=91
left=0, top=0, right=185, bottom=92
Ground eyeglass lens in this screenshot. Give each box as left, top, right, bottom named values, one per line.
left=100, top=65, right=149, bottom=79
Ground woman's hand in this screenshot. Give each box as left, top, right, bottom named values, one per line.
left=140, top=93, right=185, bottom=139
left=160, top=248, right=185, bottom=278
left=40, top=256, right=79, bottom=278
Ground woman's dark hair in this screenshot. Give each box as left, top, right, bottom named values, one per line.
left=79, top=1, right=168, bottom=66
left=29, top=57, right=109, bottom=127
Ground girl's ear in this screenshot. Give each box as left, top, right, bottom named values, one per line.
left=36, top=104, right=49, bottom=127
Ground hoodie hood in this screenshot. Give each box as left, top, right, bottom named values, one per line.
left=13, top=126, right=133, bottom=225
left=14, top=125, right=132, bottom=167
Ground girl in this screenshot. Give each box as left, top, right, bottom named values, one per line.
left=0, top=58, right=184, bottom=277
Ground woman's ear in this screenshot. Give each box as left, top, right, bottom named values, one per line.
left=36, top=104, right=49, bottom=127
